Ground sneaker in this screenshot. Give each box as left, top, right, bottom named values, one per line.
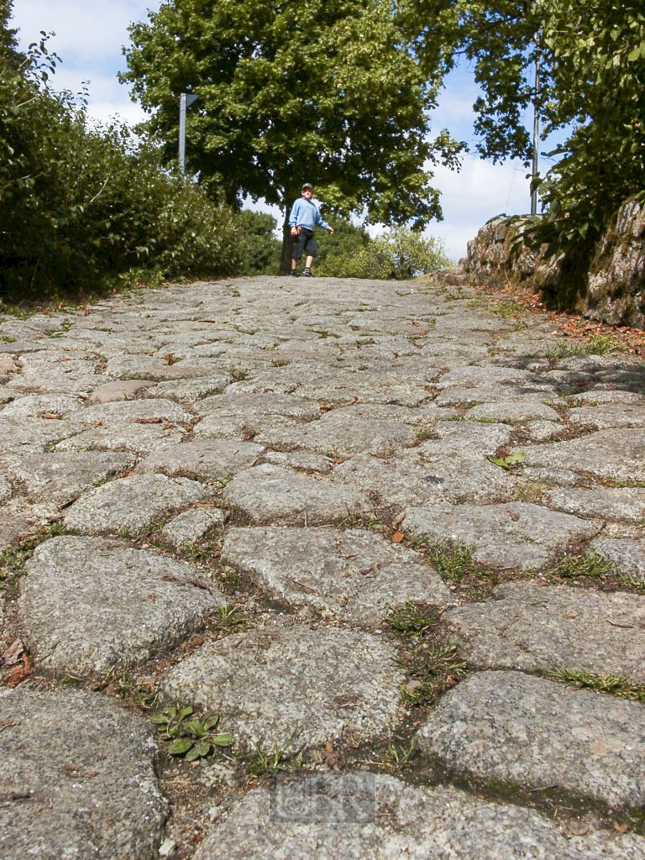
left=303, top=268, right=312, bottom=278
left=290, top=270, right=298, bottom=277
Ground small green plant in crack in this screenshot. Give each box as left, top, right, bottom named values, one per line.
left=488, top=450, right=526, bottom=470
left=0, top=334, right=16, bottom=343
left=97, top=667, right=159, bottom=709
left=549, top=668, right=645, bottom=702
left=45, top=319, right=73, bottom=338
left=245, top=731, right=304, bottom=776
left=386, top=739, right=418, bottom=768
left=490, top=299, right=526, bottom=319
left=397, top=639, right=467, bottom=706
left=0, top=522, right=69, bottom=581
left=214, top=603, right=253, bottom=635
left=151, top=706, right=234, bottom=761
left=385, top=602, right=439, bottom=637
left=386, top=600, right=467, bottom=707
left=227, top=366, right=248, bottom=381
left=428, top=542, right=491, bottom=586
left=549, top=551, right=619, bottom=580
left=617, top=572, right=645, bottom=592
left=337, top=508, right=382, bottom=530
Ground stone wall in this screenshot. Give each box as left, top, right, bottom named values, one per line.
left=584, top=195, right=645, bottom=328
left=464, top=216, right=561, bottom=291
left=459, top=195, right=645, bottom=328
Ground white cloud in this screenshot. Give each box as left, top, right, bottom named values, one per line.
left=10, top=0, right=157, bottom=123
left=426, top=154, right=533, bottom=263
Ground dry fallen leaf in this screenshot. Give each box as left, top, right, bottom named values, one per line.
left=391, top=530, right=404, bottom=543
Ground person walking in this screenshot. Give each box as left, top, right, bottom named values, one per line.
left=288, top=183, right=334, bottom=277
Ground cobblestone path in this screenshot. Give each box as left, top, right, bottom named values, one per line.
left=1, top=276, right=645, bottom=859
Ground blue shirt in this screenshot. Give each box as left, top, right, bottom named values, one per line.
left=288, top=197, right=330, bottom=231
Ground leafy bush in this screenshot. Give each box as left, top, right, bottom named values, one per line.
left=0, top=14, right=245, bottom=302
left=237, top=210, right=281, bottom=275
left=319, top=226, right=449, bottom=279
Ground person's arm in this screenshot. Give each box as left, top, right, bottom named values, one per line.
left=289, top=200, right=301, bottom=236
left=314, top=205, right=334, bottom=234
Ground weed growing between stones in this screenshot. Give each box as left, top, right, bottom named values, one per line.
left=549, top=551, right=620, bottom=580
left=488, top=450, right=526, bottom=470
left=544, top=334, right=624, bottom=359
left=151, top=705, right=234, bottom=761
left=490, top=299, right=528, bottom=319
left=244, top=730, right=304, bottom=777
left=617, top=572, right=645, bottom=592
left=0, top=522, right=68, bottom=588
left=385, top=603, right=467, bottom=707
left=548, top=669, right=645, bottom=703
left=212, top=604, right=253, bottom=636
left=91, top=667, right=159, bottom=710
left=337, top=508, right=384, bottom=531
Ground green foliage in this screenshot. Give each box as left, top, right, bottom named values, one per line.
left=550, top=551, right=619, bottom=580
left=245, top=731, right=304, bottom=776
left=488, top=451, right=526, bottom=471
left=237, top=210, right=281, bottom=275
left=549, top=668, right=645, bottom=703
left=0, top=12, right=245, bottom=301
left=151, top=705, right=234, bottom=761
left=122, top=0, right=464, bottom=229
left=319, top=227, right=449, bottom=279
left=406, top=0, right=645, bottom=299
left=385, top=602, right=439, bottom=637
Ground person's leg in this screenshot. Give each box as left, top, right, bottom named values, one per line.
left=291, top=231, right=305, bottom=275
left=302, top=233, right=317, bottom=277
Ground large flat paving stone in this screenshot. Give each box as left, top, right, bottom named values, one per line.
left=137, top=439, right=264, bottom=481
left=192, top=774, right=643, bottom=860
left=54, top=422, right=186, bottom=456
left=444, top=582, right=645, bottom=681
left=256, top=403, right=425, bottom=457
left=0, top=451, right=134, bottom=507
left=404, top=502, right=598, bottom=570
left=223, top=464, right=374, bottom=525
left=0, top=687, right=167, bottom=860
left=221, top=526, right=451, bottom=627
left=296, top=369, right=439, bottom=407
left=18, top=535, right=226, bottom=675
left=160, top=622, right=405, bottom=751
left=0, top=392, right=86, bottom=418
left=416, top=670, right=645, bottom=810
left=524, top=428, right=645, bottom=482
left=591, top=537, right=645, bottom=580
left=543, top=486, right=645, bottom=524
left=333, top=450, right=517, bottom=508
left=81, top=397, right=193, bottom=425
left=192, top=393, right=320, bottom=440
left=465, top=399, right=562, bottom=424
left=63, top=473, right=207, bottom=534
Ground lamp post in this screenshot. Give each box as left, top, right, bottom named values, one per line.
left=178, top=92, right=199, bottom=173
left=530, top=53, right=540, bottom=216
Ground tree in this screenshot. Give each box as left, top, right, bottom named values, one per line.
left=405, top=0, right=645, bottom=298
left=0, top=4, right=244, bottom=300
left=121, top=0, right=463, bottom=268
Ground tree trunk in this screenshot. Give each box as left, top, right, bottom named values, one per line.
left=279, top=205, right=294, bottom=274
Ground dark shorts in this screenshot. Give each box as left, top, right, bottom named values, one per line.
left=292, top=227, right=317, bottom=260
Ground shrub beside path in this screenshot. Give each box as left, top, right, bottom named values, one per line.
left=1, top=275, right=645, bottom=858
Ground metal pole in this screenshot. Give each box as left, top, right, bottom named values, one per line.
left=531, top=52, right=540, bottom=215
left=179, top=92, right=187, bottom=173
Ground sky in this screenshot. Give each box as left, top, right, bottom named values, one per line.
left=10, top=0, right=539, bottom=263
